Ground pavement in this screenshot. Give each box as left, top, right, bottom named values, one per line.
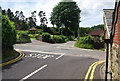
left=2, top=39, right=106, bottom=80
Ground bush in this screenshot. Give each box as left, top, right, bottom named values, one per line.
left=74, top=36, right=94, bottom=49
left=52, top=35, right=65, bottom=43
left=16, top=31, right=31, bottom=43
left=17, top=31, right=29, bottom=37
left=75, top=40, right=94, bottom=49
left=42, top=33, right=51, bottom=42
left=75, top=36, right=105, bottom=49
left=35, top=30, right=43, bottom=34
left=79, top=36, right=94, bottom=44
left=2, top=15, right=16, bottom=51
left=65, top=36, right=75, bottom=41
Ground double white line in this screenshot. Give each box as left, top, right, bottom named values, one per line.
left=84, top=60, right=105, bottom=81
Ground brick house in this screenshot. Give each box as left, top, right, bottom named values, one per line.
left=104, top=0, right=120, bottom=80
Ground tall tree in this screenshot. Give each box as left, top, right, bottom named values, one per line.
left=7, top=9, right=14, bottom=21
left=50, top=2, right=81, bottom=36
left=31, top=11, right=37, bottom=26
left=38, top=11, right=48, bottom=29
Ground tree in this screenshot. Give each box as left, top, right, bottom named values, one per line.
left=14, top=11, right=28, bottom=30
left=7, top=8, right=14, bottom=21
left=38, top=11, right=48, bottom=29
left=31, top=11, right=37, bottom=26
left=2, top=15, right=16, bottom=51
left=50, top=2, right=81, bottom=36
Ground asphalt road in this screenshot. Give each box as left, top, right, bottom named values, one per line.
left=2, top=39, right=105, bottom=80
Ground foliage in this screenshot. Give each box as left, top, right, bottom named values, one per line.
left=2, top=9, right=48, bottom=30
left=42, top=33, right=51, bottom=42
left=28, top=34, right=39, bottom=39
left=78, top=36, right=94, bottom=44
left=74, top=36, right=94, bottom=49
left=41, top=34, right=71, bottom=43
left=75, top=43, right=94, bottom=49
left=51, top=35, right=65, bottom=43
left=91, top=24, right=104, bottom=30
left=35, top=30, right=43, bottom=34
left=38, top=11, right=48, bottom=29
left=50, top=2, right=81, bottom=36
left=16, top=30, right=31, bottom=43
left=17, top=30, right=29, bottom=36
left=75, top=36, right=105, bottom=49
left=65, top=36, right=75, bottom=41
left=79, top=27, right=91, bottom=37
left=2, top=15, right=16, bottom=51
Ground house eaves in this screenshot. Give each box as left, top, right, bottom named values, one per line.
left=103, top=9, right=114, bottom=39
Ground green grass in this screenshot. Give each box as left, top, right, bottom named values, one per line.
left=74, top=43, right=94, bottom=49
left=2, top=50, right=19, bottom=61
left=99, top=48, right=105, bottom=51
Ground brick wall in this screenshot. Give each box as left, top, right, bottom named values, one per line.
left=113, top=5, right=120, bottom=44
left=110, top=2, right=120, bottom=81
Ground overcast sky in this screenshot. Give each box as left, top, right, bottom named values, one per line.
left=0, top=0, right=115, bottom=27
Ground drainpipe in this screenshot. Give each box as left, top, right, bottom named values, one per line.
left=104, top=39, right=111, bottom=81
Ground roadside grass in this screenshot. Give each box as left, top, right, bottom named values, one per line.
left=2, top=50, right=19, bottom=61
left=99, top=48, right=105, bottom=51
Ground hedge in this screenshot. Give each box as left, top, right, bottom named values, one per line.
left=2, top=15, right=16, bottom=51
left=42, top=33, right=51, bottom=42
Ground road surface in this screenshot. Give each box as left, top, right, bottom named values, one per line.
left=2, top=39, right=105, bottom=80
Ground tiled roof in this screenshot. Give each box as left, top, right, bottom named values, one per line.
left=29, top=27, right=37, bottom=31
left=88, top=29, right=104, bottom=36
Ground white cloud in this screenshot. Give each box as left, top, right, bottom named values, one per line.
left=0, top=0, right=115, bottom=27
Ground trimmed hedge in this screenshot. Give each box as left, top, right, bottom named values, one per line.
left=41, top=33, right=75, bottom=43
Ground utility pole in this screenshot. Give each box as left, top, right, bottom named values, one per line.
left=104, top=39, right=111, bottom=81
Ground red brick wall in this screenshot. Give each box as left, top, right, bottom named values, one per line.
left=113, top=5, right=120, bottom=44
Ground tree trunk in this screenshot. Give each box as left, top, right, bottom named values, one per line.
left=65, top=25, right=68, bottom=36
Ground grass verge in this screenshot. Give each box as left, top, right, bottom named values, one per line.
left=2, top=50, right=19, bottom=61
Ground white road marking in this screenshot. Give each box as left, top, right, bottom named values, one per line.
left=15, top=49, right=65, bottom=55
left=55, top=54, right=64, bottom=60
left=20, top=64, right=47, bottom=81
left=25, top=53, right=54, bottom=59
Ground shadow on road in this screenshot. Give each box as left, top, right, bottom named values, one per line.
left=2, top=59, right=23, bottom=71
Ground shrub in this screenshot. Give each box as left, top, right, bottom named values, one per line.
left=42, top=33, right=51, bottom=42
left=2, top=15, right=16, bottom=51
left=48, top=38, right=55, bottom=43
left=17, top=31, right=29, bottom=37
left=75, top=40, right=94, bottom=49
left=35, top=30, right=43, bottom=34
left=65, top=36, right=75, bottom=42
left=16, top=31, right=31, bottom=43
left=79, top=36, right=94, bottom=44
left=28, top=34, right=36, bottom=38
left=60, top=35, right=67, bottom=40
left=52, top=35, right=65, bottom=43
left=74, top=36, right=94, bottom=49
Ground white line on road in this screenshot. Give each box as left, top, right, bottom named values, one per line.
left=55, top=54, right=64, bottom=60
left=15, top=49, right=65, bottom=55
left=19, top=64, right=47, bottom=81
